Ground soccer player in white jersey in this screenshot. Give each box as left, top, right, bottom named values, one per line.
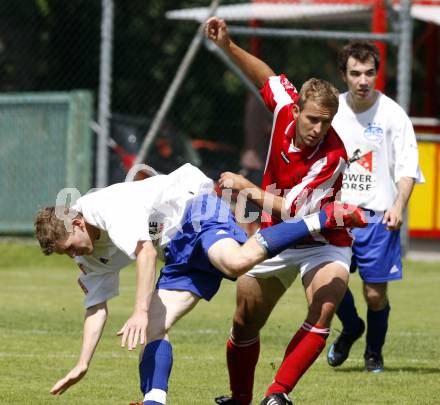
left=205, top=17, right=366, bottom=405
left=34, top=163, right=366, bottom=405
left=326, top=41, right=424, bottom=372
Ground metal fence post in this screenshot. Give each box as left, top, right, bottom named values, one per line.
left=397, top=0, right=413, bottom=255
left=96, top=0, right=114, bottom=188
left=397, top=0, right=412, bottom=113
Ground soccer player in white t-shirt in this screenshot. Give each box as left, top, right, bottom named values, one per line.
left=34, top=163, right=366, bottom=405
left=326, top=41, right=424, bottom=372
left=205, top=17, right=366, bottom=405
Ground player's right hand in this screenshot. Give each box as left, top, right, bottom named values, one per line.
left=50, top=364, right=88, bottom=395
left=204, top=17, right=229, bottom=48
left=218, top=171, right=251, bottom=192
left=117, top=310, right=148, bottom=351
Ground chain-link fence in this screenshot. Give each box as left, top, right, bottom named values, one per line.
left=0, top=91, right=93, bottom=233
left=0, top=0, right=438, bottom=234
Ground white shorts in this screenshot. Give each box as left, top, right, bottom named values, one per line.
left=246, top=244, right=352, bottom=289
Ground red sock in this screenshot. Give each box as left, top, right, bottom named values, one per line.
left=227, top=336, right=260, bottom=405
left=266, top=322, right=329, bottom=395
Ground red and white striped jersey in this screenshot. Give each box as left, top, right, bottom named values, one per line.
left=259, top=75, right=352, bottom=247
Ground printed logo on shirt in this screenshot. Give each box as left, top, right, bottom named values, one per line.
left=280, top=150, right=291, bottom=164
left=149, top=221, right=164, bottom=244
left=78, top=278, right=88, bottom=295
left=348, top=149, right=373, bottom=172
left=281, top=77, right=295, bottom=91
left=356, top=151, right=373, bottom=172
left=343, top=149, right=374, bottom=193
left=364, top=122, right=384, bottom=143
left=216, top=230, right=228, bottom=235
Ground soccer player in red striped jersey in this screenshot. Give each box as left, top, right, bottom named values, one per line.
left=206, top=17, right=357, bottom=405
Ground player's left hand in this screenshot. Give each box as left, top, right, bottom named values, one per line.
left=117, top=310, right=148, bottom=350
left=382, top=205, right=403, bottom=231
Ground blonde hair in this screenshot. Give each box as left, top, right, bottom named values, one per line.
left=34, top=207, right=80, bottom=255
left=297, top=78, right=339, bottom=116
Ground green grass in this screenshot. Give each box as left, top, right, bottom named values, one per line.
left=1, top=242, right=439, bottom=404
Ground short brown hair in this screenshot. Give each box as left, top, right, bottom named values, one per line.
left=297, top=78, right=339, bottom=116
left=34, top=207, right=80, bottom=255
left=338, top=41, right=380, bottom=74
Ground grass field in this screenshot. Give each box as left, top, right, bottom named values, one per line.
left=1, top=241, right=439, bottom=404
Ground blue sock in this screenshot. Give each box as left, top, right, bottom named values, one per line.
left=256, top=219, right=309, bottom=258
left=366, top=303, right=390, bottom=355
left=337, top=288, right=363, bottom=335
left=139, top=339, right=173, bottom=405
left=255, top=210, right=328, bottom=258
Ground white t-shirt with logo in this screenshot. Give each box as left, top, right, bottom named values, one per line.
left=72, top=163, right=213, bottom=308
left=332, top=92, right=424, bottom=212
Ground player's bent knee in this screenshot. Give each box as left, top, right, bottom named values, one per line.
left=363, top=283, right=387, bottom=306
left=223, top=256, right=254, bottom=277
left=211, top=253, right=253, bottom=278
left=208, top=238, right=257, bottom=277
left=366, top=294, right=388, bottom=311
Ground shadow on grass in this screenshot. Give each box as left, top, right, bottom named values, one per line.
left=332, top=366, right=440, bottom=374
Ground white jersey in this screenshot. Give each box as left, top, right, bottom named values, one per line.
left=72, top=163, right=213, bottom=308
left=332, top=92, right=424, bottom=211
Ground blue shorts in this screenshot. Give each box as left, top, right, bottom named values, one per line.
left=351, top=220, right=402, bottom=283
left=156, top=194, right=248, bottom=301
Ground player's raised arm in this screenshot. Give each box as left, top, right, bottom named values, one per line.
left=50, top=302, right=108, bottom=395
left=205, top=16, right=275, bottom=88
left=117, top=240, right=157, bottom=351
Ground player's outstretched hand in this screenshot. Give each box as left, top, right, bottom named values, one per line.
left=117, top=310, right=148, bottom=351
left=218, top=171, right=253, bottom=192
left=50, top=364, right=88, bottom=395
left=204, top=17, right=230, bottom=49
